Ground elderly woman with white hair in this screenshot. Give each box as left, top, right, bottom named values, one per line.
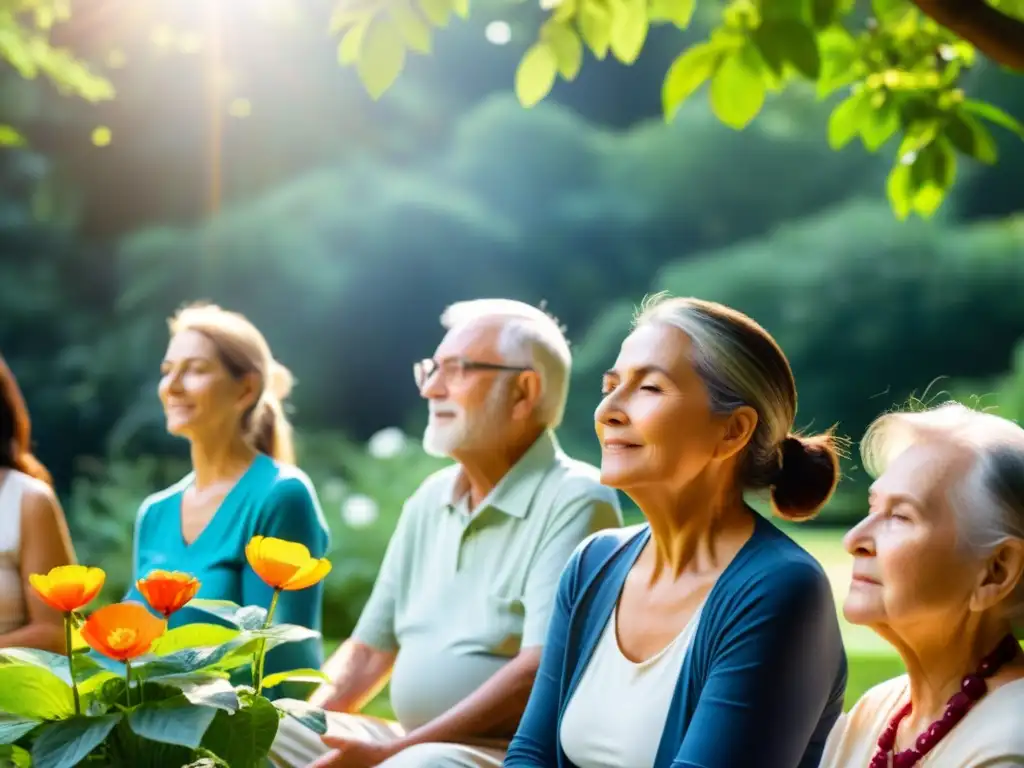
left=821, top=403, right=1024, bottom=768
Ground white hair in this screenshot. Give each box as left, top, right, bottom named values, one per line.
left=440, top=299, right=572, bottom=429
left=861, top=402, right=1024, bottom=623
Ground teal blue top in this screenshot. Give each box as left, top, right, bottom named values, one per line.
left=125, top=454, right=331, bottom=699
left=506, top=516, right=847, bottom=768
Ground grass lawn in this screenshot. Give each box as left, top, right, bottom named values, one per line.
left=329, top=526, right=904, bottom=718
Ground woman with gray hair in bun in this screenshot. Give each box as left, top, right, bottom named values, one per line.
left=121, top=303, right=330, bottom=699
left=821, top=403, right=1024, bottom=767
left=507, top=294, right=847, bottom=768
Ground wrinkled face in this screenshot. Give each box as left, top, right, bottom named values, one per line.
left=158, top=330, right=256, bottom=441
left=420, top=322, right=514, bottom=458
left=842, top=442, right=985, bottom=635
left=595, top=323, right=735, bottom=491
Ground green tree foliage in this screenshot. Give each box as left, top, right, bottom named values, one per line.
left=0, top=0, right=114, bottom=143
left=333, top=0, right=1024, bottom=219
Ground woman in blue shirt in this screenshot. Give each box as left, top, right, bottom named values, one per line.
left=505, top=295, right=847, bottom=768
left=124, top=302, right=330, bottom=699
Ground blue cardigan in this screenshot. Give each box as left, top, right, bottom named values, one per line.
left=505, top=515, right=847, bottom=768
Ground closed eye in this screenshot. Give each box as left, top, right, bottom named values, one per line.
left=640, top=384, right=662, bottom=393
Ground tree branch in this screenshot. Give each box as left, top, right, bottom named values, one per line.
left=911, top=0, right=1024, bottom=71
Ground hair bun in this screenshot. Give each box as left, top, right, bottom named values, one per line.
left=267, top=361, right=294, bottom=402
left=770, top=433, right=840, bottom=522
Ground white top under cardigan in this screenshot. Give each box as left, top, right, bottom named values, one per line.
left=559, top=602, right=704, bottom=768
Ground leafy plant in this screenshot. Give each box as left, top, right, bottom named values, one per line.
left=330, top=0, right=1024, bottom=219
left=0, top=537, right=333, bottom=768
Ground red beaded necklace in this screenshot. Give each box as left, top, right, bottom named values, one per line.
left=871, top=633, right=1021, bottom=768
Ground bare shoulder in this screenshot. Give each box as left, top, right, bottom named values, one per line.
left=18, top=475, right=62, bottom=521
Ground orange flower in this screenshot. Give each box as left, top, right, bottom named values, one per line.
left=137, top=570, right=200, bottom=617
left=80, top=602, right=166, bottom=662
left=29, top=565, right=106, bottom=613
left=245, top=536, right=332, bottom=591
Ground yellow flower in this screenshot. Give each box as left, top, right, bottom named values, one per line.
left=245, top=536, right=331, bottom=591
left=29, top=565, right=106, bottom=613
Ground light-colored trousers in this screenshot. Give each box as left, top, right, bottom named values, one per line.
left=270, top=711, right=507, bottom=768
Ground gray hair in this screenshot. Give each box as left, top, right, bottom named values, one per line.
left=440, top=299, right=572, bottom=429
left=861, top=402, right=1024, bottom=623
left=635, top=294, right=839, bottom=521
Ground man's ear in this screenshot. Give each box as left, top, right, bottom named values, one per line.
left=511, top=370, right=543, bottom=421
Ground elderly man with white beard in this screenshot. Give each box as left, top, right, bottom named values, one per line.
left=270, top=298, right=623, bottom=768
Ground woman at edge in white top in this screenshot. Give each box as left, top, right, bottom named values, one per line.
left=0, top=353, right=77, bottom=653
left=821, top=402, right=1024, bottom=768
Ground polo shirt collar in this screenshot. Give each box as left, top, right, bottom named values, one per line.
left=448, top=430, right=560, bottom=519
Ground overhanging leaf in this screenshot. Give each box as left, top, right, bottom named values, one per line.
left=389, top=0, right=433, bottom=54
left=542, top=21, right=583, bottom=80
left=945, top=112, right=998, bottom=164
left=752, top=19, right=820, bottom=80
left=961, top=99, right=1024, bottom=139
left=357, top=18, right=407, bottom=100
left=827, top=90, right=870, bottom=149
left=577, top=0, right=612, bottom=59
left=662, top=42, right=723, bottom=120
left=609, top=0, right=649, bottom=64
left=515, top=43, right=558, bottom=108
left=710, top=45, right=766, bottom=129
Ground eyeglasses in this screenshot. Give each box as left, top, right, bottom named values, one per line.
left=413, top=357, right=532, bottom=389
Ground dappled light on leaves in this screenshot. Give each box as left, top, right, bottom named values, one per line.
left=333, top=0, right=1024, bottom=220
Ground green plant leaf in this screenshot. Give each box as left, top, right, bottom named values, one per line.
left=960, top=99, right=1024, bottom=139
left=860, top=97, right=900, bottom=151
left=515, top=43, right=558, bottom=108
left=0, top=665, right=75, bottom=720
left=816, top=27, right=858, bottom=97
left=274, top=698, right=328, bottom=735
left=649, top=0, right=697, bottom=26
left=945, top=112, right=998, bottom=164
left=0, top=646, right=106, bottom=686
left=710, top=45, right=766, bottom=130
left=30, top=714, right=122, bottom=768
left=188, top=600, right=268, bottom=631
left=577, top=0, right=612, bottom=59
left=160, top=676, right=240, bottom=713
left=389, top=0, right=433, bottom=54
left=827, top=90, right=869, bottom=149
left=0, top=715, right=41, bottom=745
left=810, top=0, right=836, bottom=27
left=542, top=21, right=583, bottom=80
left=886, top=160, right=913, bottom=220
left=338, top=20, right=368, bottom=64
left=752, top=19, right=820, bottom=79
left=134, top=637, right=252, bottom=681
left=0, top=744, right=31, bottom=767
left=418, top=0, right=453, bottom=26
left=260, top=668, right=331, bottom=690
left=0, top=125, right=25, bottom=147
left=150, top=624, right=241, bottom=656
left=662, top=42, right=723, bottom=120
left=452, top=0, right=470, bottom=19
left=128, top=701, right=218, bottom=749
left=201, top=694, right=280, bottom=767
left=356, top=18, right=407, bottom=99
left=609, top=0, right=649, bottom=64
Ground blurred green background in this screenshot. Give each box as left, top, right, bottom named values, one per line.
left=3, top=0, right=1024, bottom=716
